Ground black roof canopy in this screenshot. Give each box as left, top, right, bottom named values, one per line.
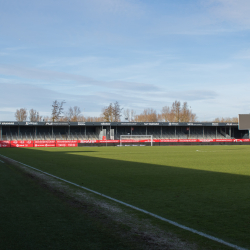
left=0, top=121, right=239, bottom=127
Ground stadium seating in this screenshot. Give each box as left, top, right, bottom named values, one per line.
left=1, top=125, right=239, bottom=141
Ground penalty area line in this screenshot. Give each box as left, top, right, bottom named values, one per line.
left=0, top=154, right=247, bottom=250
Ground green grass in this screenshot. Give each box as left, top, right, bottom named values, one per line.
left=1, top=145, right=250, bottom=249
left=0, top=158, right=151, bottom=250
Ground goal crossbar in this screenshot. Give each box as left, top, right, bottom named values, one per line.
left=120, top=135, right=153, bottom=146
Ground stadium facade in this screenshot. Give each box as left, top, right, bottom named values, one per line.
left=0, top=121, right=249, bottom=147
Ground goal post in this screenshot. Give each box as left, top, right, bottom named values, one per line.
left=120, top=135, right=153, bottom=146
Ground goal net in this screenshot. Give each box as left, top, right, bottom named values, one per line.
left=120, top=135, right=153, bottom=146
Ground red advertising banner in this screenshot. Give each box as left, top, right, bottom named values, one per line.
left=56, top=143, right=78, bottom=147
left=198, top=139, right=215, bottom=142
left=98, top=140, right=120, bottom=143
left=78, top=139, right=249, bottom=144
left=55, top=140, right=78, bottom=147
left=0, top=140, right=11, bottom=148
left=10, top=140, right=33, bottom=147
left=34, top=140, right=56, bottom=144
left=34, top=143, right=55, bottom=147
left=56, top=140, right=78, bottom=144
left=233, top=139, right=250, bottom=142
left=34, top=140, right=56, bottom=147
left=78, top=140, right=98, bottom=143
left=1, top=138, right=249, bottom=148
left=178, top=139, right=198, bottom=142
left=120, top=139, right=140, bottom=143
left=158, top=139, right=179, bottom=142
left=78, top=140, right=120, bottom=144
left=214, top=139, right=233, bottom=142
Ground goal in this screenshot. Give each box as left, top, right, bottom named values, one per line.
left=120, top=135, right=153, bottom=146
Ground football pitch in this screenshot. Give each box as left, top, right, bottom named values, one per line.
left=1, top=145, right=250, bottom=249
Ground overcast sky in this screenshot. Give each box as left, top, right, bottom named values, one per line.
left=1, top=0, right=250, bottom=121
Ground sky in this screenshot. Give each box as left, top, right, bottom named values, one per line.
left=0, top=0, right=250, bottom=121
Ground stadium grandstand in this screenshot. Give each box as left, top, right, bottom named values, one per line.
left=0, top=121, right=249, bottom=147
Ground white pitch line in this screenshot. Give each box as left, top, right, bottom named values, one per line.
left=0, top=154, right=248, bottom=250
left=0, top=160, right=4, bottom=163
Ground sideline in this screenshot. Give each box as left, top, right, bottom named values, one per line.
left=0, top=154, right=248, bottom=250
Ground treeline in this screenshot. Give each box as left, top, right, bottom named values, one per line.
left=14, top=101, right=85, bottom=122
left=212, top=117, right=238, bottom=122
left=89, top=100, right=198, bottom=122
left=14, top=100, right=238, bottom=122
left=14, top=100, right=197, bottom=122
left=124, top=101, right=197, bottom=122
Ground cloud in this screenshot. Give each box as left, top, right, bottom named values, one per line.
left=184, top=62, right=232, bottom=72
left=173, top=90, right=217, bottom=101
left=0, top=79, right=161, bottom=115
left=234, top=49, right=250, bottom=59
left=147, top=0, right=250, bottom=36
left=0, top=81, right=113, bottom=118
left=1, top=78, right=248, bottom=122
left=0, top=64, right=158, bottom=92
left=207, top=0, right=250, bottom=27
left=0, top=76, right=217, bottom=117
left=150, top=90, right=218, bottom=102
left=86, top=0, right=144, bottom=16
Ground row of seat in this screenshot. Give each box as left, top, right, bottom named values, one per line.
left=1, top=132, right=229, bottom=141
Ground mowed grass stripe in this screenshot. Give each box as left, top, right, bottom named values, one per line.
left=1, top=146, right=250, bottom=249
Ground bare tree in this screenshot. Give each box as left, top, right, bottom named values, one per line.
left=102, top=103, right=114, bottom=122
left=65, top=106, right=82, bottom=121
left=179, top=102, right=197, bottom=122
left=113, top=101, right=122, bottom=122
left=171, top=100, right=181, bottom=122
left=51, top=100, right=66, bottom=122
left=15, top=108, right=27, bottom=121
left=123, top=108, right=136, bottom=122
left=213, top=117, right=238, bottom=122
left=123, top=109, right=130, bottom=121
left=135, top=108, right=158, bottom=122
left=85, top=116, right=103, bottom=122
left=130, top=109, right=136, bottom=122
left=43, top=116, right=50, bottom=122
left=29, top=109, right=42, bottom=121
left=159, top=101, right=197, bottom=122
left=102, top=101, right=122, bottom=122
left=159, top=106, right=171, bottom=122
